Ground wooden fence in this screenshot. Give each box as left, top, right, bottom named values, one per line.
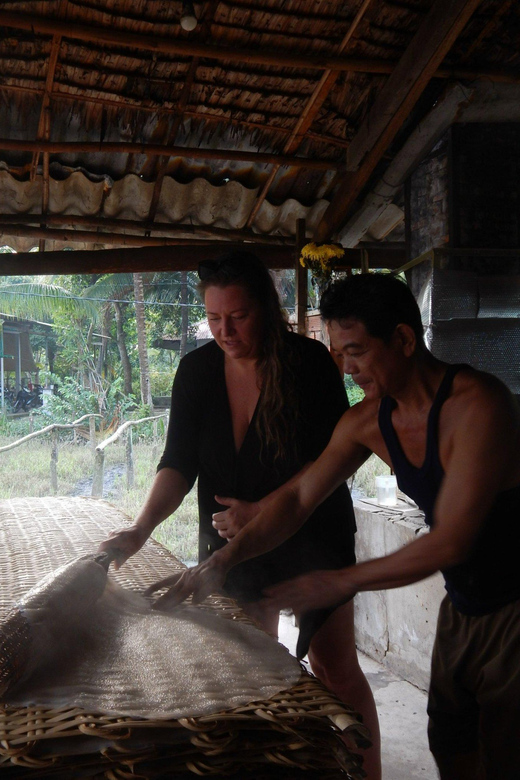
left=91, top=414, right=168, bottom=498
left=0, top=414, right=102, bottom=494
left=0, top=413, right=168, bottom=496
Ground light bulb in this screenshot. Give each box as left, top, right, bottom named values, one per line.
left=181, top=1, right=197, bottom=31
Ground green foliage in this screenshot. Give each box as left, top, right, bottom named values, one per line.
left=123, top=404, right=169, bottom=442
left=0, top=411, right=45, bottom=438
left=0, top=280, right=98, bottom=322
left=38, top=376, right=135, bottom=424
left=150, top=369, right=176, bottom=397
left=344, top=375, right=365, bottom=406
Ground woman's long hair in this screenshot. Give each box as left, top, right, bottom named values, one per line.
left=198, top=251, right=299, bottom=463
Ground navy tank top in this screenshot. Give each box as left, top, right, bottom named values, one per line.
left=379, top=364, right=520, bottom=615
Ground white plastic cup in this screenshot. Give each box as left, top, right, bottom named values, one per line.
left=375, top=475, right=397, bottom=506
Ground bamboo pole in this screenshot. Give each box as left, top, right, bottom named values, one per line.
left=93, top=413, right=167, bottom=496
left=0, top=413, right=102, bottom=453
left=50, top=429, right=58, bottom=495
left=126, top=428, right=134, bottom=490
left=92, top=449, right=105, bottom=498
left=151, top=418, right=159, bottom=464
left=95, top=414, right=168, bottom=452
left=89, top=415, right=97, bottom=450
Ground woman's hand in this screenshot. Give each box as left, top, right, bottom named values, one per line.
left=97, top=524, right=150, bottom=569
left=143, top=554, right=228, bottom=609
left=212, top=496, right=260, bottom=540
left=261, top=569, right=356, bottom=614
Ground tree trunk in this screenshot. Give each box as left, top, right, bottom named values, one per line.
left=133, top=273, right=153, bottom=409
left=45, top=335, right=55, bottom=374
left=113, top=301, right=133, bottom=395
left=96, top=304, right=111, bottom=377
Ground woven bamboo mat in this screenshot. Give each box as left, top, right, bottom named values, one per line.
left=0, top=497, right=368, bottom=779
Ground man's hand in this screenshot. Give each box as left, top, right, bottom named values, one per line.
left=143, top=554, right=228, bottom=610
left=212, top=496, right=259, bottom=540
left=97, top=525, right=149, bottom=570
left=261, top=569, right=356, bottom=614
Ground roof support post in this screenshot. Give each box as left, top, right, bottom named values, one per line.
left=295, top=218, right=307, bottom=336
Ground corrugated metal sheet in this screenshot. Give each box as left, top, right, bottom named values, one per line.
left=0, top=0, right=517, bottom=253
left=0, top=168, right=329, bottom=251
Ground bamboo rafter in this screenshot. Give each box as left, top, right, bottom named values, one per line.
left=0, top=214, right=294, bottom=245
left=0, top=10, right=516, bottom=83
left=0, top=139, right=341, bottom=170
left=246, top=0, right=374, bottom=229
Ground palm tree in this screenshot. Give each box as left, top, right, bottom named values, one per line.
left=0, top=278, right=102, bottom=403
left=113, top=301, right=132, bottom=395
left=133, top=272, right=153, bottom=409
left=83, top=270, right=200, bottom=405
left=0, top=280, right=98, bottom=322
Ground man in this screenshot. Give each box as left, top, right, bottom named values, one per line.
left=146, top=273, right=520, bottom=780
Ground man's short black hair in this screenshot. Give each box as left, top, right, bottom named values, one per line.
left=319, top=273, right=424, bottom=344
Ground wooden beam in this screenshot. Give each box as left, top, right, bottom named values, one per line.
left=295, top=218, right=308, bottom=335
left=0, top=244, right=296, bottom=275
left=314, top=0, right=482, bottom=242
left=0, top=224, right=290, bottom=248
left=0, top=214, right=292, bottom=245
left=0, top=139, right=340, bottom=170
left=459, top=0, right=515, bottom=62
left=0, top=244, right=405, bottom=276
left=0, top=11, right=399, bottom=74
left=4, top=9, right=513, bottom=84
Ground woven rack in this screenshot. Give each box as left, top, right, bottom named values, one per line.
left=0, top=497, right=368, bottom=779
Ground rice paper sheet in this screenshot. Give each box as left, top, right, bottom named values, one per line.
left=5, top=580, right=301, bottom=719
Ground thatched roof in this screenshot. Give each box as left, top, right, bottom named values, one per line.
left=0, top=0, right=519, bottom=272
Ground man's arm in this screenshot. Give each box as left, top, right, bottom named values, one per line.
left=265, top=376, right=520, bottom=613
left=146, top=409, right=373, bottom=607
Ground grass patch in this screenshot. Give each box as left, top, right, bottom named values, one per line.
left=0, top=430, right=389, bottom=566
left=0, top=433, right=200, bottom=564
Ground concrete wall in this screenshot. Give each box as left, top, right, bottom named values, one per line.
left=353, top=497, right=445, bottom=692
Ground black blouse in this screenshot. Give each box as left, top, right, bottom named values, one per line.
left=158, top=332, right=356, bottom=602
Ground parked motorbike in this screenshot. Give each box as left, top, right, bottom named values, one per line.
left=13, top=385, right=43, bottom=413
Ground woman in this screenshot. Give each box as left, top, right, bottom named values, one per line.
left=99, top=250, right=381, bottom=778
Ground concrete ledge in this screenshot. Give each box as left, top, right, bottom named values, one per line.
left=353, top=497, right=445, bottom=691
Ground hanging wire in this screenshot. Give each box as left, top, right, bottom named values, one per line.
left=0, top=290, right=206, bottom=308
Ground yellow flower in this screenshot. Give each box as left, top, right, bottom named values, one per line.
left=299, top=242, right=345, bottom=281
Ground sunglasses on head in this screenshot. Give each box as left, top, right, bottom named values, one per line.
left=197, top=257, right=247, bottom=281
